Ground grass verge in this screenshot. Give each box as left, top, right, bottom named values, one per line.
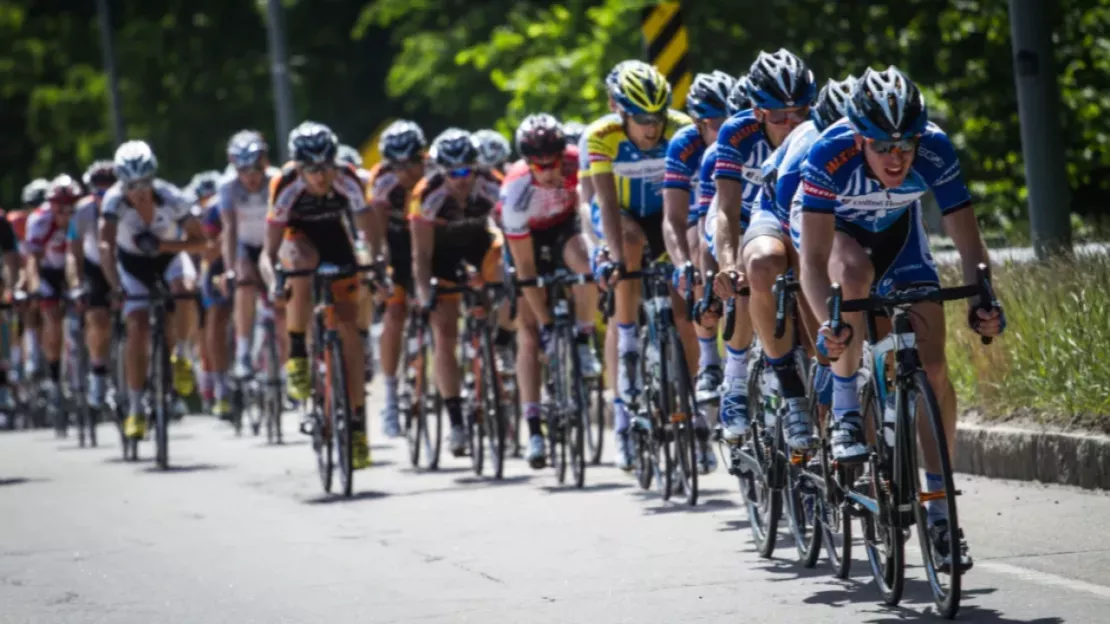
left=944, top=252, right=1110, bottom=432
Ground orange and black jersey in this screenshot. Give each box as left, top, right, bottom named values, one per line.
left=266, top=161, right=368, bottom=226
left=366, top=162, right=413, bottom=231
left=407, top=169, right=502, bottom=226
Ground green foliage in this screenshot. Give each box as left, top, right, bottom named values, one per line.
left=945, top=254, right=1110, bottom=430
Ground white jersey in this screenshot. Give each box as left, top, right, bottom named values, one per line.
left=70, top=195, right=102, bottom=265
left=24, top=205, right=70, bottom=270
left=101, top=179, right=193, bottom=256
left=216, top=171, right=273, bottom=247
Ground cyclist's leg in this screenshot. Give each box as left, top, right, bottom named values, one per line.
left=354, top=242, right=375, bottom=385
left=232, top=243, right=260, bottom=376
left=692, top=217, right=723, bottom=401
left=707, top=205, right=754, bottom=442
left=277, top=232, right=318, bottom=401
left=515, top=284, right=545, bottom=467
left=561, top=229, right=601, bottom=376
left=166, top=253, right=198, bottom=397
left=613, top=212, right=648, bottom=402
left=742, top=211, right=812, bottom=449
left=83, top=261, right=113, bottom=407
left=378, top=228, right=411, bottom=434
left=478, top=230, right=516, bottom=372
left=118, top=258, right=165, bottom=437
left=39, top=269, right=66, bottom=398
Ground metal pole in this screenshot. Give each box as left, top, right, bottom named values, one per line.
left=1008, top=0, right=1071, bottom=258
left=95, top=0, right=125, bottom=146
left=265, top=0, right=296, bottom=161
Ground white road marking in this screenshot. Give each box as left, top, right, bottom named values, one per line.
left=977, top=561, right=1110, bottom=600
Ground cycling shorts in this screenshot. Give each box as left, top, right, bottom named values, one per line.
left=385, top=226, right=412, bottom=307
left=504, top=214, right=581, bottom=278
left=590, top=202, right=665, bottom=261
left=83, top=260, right=112, bottom=309
left=833, top=201, right=939, bottom=299
left=118, top=251, right=197, bottom=316
left=201, top=257, right=231, bottom=309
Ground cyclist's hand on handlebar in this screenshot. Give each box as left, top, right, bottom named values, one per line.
left=968, top=304, right=1005, bottom=338
left=713, top=269, right=742, bottom=301
left=816, top=320, right=852, bottom=360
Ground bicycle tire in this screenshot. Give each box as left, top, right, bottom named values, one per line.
left=152, top=333, right=169, bottom=470
left=785, top=362, right=822, bottom=567
left=741, top=353, right=781, bottom=559
left=402, top=321, right=424, bottom=467
left=423, top=335, right=443, bottom=471
left=911, top=370, right=962, bottom=619
left=481, top=330, right=507, bottom=480
left=329, top=337, right=354, bottom=497
left=859, top=376, right=905, bottom=606
left=588, top=333, right=605, bottom=465
left=667, top=328, right=698, bottom=506
left=564, top=327, right=587, bottom=489
left=468, top=334, right=486, bottom=477
left=262, top=320, right=283, bottom=444
left=813, top=362, right=852, bottom=578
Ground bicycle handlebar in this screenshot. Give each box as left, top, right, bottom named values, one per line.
left=508, top=269, right=595, bottom=321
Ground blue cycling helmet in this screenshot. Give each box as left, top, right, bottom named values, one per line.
left=811, top=75, right=857, bottom=132
left=747, top=48, right=816, bottom=109
left=727, top=74, right=752, bottom=115
left=686, top=71, right=734, bottom=120
left=846, top=66, right=928, bottom=140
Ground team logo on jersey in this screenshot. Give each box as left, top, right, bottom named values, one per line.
left=728, top=121, right=761, bottom=147
left=824, top=144, right=861, bottom=175
left=803, top=180, right=837, bottom=201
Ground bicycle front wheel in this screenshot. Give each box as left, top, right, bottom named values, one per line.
left=564, top=328, right=587, bottom=488
left=858, top=376, right=905, bottom=606
left=152, top=336, right=170, bottom=470
left=481, top=330, right=507, bottom=480
left=328, top=337, right=354, bottom=497
left=666, top=329, right=698, bottom=506
left=911, top=370, right=963, bottom=619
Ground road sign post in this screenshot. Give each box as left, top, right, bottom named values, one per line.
left=641, top=2, right=692, bottom=104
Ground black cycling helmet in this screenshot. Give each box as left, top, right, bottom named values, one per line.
left=812, top=75, right=858, bottom=132
left=686, top=70, right=734, bottom=120
left=287, top=121, right=338, bottom=166
left=846, top=66, right=928, bottom=140
left=379, top=120, right=426, bottom=164
left=82, top=160, right=117, bottom=189
left=515, top=114, right=565, bottom=160
left=747, top=48, right=816, bottom=109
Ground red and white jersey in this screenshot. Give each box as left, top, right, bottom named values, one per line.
left=497, top=145, right=579, bottom=239
left=24, top=205, right=69, bottom=269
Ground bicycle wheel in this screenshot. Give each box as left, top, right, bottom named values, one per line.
left=402, top=322, right=424, bottom=467
left=666, top=328, right=698, bottom=506
left=587, top=332, right=605, bottom=465
left=564, top=327, right=587, bottom=488
left=910, top=370, right=963, bottom=619
left=859, top=377, right=905, bottom=607
left=813, top=362, right=852, bottom=578
left=481, top=330, right=507, bottom=480
left=467, top=335, right=486, bottom=477
left=785, top=456, right=823, bottom=568
left=310, top=347, right=334, bottom=493
left=328, top=336, right=353, bottom=497
left=152, top=334, right=169, bottom=470
left=230, top=379, right=245, bottom=436
left=740, top=353, right=781, bottom=559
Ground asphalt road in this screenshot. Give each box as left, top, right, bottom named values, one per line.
left=3, top=389, right=1110, bottom=623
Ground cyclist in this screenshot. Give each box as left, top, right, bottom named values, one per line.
left=185, top=170, right=221, bottom=412
left=24, top=174, right=83, bottom=407
left=474, top=129, right=513, bottom=175
left=367, top=120, right=426, bottom=438
left=196, top=174, right=234, bottom=417
left=99, top=141, right=206, bottom=440
left=219, top=131, right=280, bottom=386
left=0, top=195, right=22, bottom=424
left=500, top=114, right=600, bottom=468
left=712, top=48, right=815, bottom=444
left=68, top=160, right=118, bottom=410
left=336, top=143, right=381, bottom=386
left=13, top=178, right=48, bottom=381
left=337, top=145, right=365, bottom=174
left=261, top=121, right=383, bottom=470
left=585, top=62, right=694, bottom=470
left=798, top=66, right=1004, bottom=570
left=751, top=75, right=857, bottom=422
left=409, top=128, right=507, bottom=457
left=561, top=120, right=586, bottom=147
left=663, top=70, right=734, bottom=411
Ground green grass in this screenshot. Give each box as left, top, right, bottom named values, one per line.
left=943, top=253, right=1110, bottom=432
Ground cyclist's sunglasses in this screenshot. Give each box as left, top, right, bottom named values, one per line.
left=527, top=155, right=563, bottom=172
left=763, top=106, right=810, bottom=125
left=125, top=178, right=154, bottom=191
left=301, top=162, right=335, bottom=174
left=237, top=164, right=264, bottom=174
left=447, top=167, right=473, bottom=179
left=626, top=112, right=666, bottom=126
left=867, top=136, right=920, bottom=155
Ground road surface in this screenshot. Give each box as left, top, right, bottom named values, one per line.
left=3, top=389, right=1109, bottom=623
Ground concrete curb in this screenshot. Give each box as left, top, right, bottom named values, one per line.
left=955, top=422, right=1110, bottom=490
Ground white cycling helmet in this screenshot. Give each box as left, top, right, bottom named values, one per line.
left=473, top=129, right=512, bottom=169
left=113, top=140, right=158, bottom=183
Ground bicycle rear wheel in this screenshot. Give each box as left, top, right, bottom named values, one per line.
left=666, top=329, right=698, bottom=506
left=152, top=335, right=170, bottom=470
left=564, top=328, right=587, bottom=488
left=859, top=377, right=905, bottom=607
left=911, top=370, right=963, bottom=619
left=264, top=322, right=283, bottom=444
left=740, top=354, right=781, bottom=558
left=813, top=362, right=852, bottom=578
left=468, top=335, right=486, bottom=477
left=481, top=330, right=507, bottom=480
left=328, top=337, right=353, bottom=497
left=587, top=333, right=605, bottom=465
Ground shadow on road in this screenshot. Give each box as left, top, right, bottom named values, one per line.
left=141, top=463, right=229, bottom=474
left=399, top=466, right=471, bottom=475
left=638, top=497, right=738, bottom=516
left=0, top=477, right=48, bottom=487
left=103, top=456, right=153, bottom=464
left=540, top=481, right=632, bottom=494
left=254, top=439, right=310, bottom=448
left=455, top=474, right=533, bottom=487
left=303, top=490, right=391, bottom=505
left=718, top=518, right=752, bottom=532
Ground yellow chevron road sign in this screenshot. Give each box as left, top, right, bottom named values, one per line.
left=641, top=2, right=691, bottom=106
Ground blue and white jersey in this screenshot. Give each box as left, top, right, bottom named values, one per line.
left=663, top=124, right=708, bottom=225
left=755, top=120, right=821, bottom=229
left=713, top=109, right=774, bottom=218
left=694, top=142, right=720, bottom=221
left=800, top=120, right=972, bottom=233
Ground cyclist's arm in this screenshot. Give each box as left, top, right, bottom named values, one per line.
left=506, top=236, right=552, bottom=326
left=799, top=211, right=835, bottom=326
left=158, top=217, right=206, bottom=255
left=97, top=217, right=120, bottom=291
left=220, top=205, right=237, bottom=273
left=2, top=251, right=17, bottom=296
left=410, top=220, right=434, bottom=305
left=943, top=203, right=990, bottom=298
left=68, top=230, right=85, bottom=286
left=662, top=188, right=691, bottom=266
left=259, top=222, right=283, bottom=291
left=593, top=173, right=623, bottom=264
left=714, top=178, right=744, bottom=273
left=354, top=208, right=386, bottom=266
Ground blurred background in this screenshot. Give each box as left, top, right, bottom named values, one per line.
left=2, top=0, right=1108, bottom=244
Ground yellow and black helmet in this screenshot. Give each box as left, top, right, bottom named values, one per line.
left=612, top=63, right=672, bottom=115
